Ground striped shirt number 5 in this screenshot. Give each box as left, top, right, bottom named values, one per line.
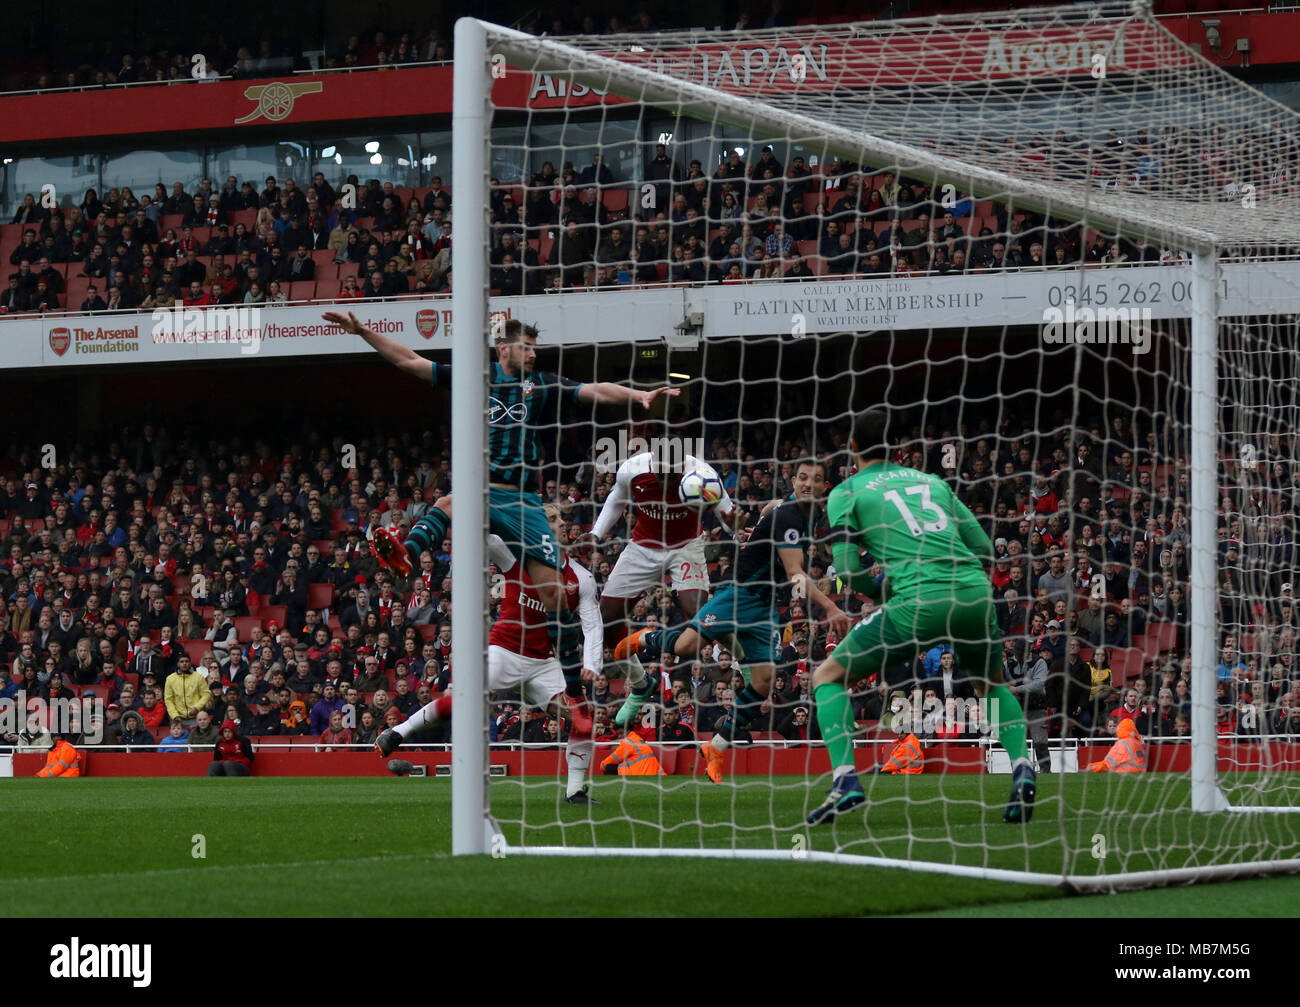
left=883, top=485, right=949, bottom=536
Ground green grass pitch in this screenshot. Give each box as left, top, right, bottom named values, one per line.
left=7, top=774, right=1298, bottom=917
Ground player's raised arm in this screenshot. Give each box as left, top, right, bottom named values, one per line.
left=572, top=562, right=604, bottom=678
left=587, top=457, right=633, bottom=541
left=778, top=545, right=851, bottom=640
left=828, top=533, right=882, bottom=599
left=577, top=382, right=680, bottom=410
left=951, top=491, right=995, bottom=564
left=825, top=488, right=881, bottom=597
left=323, top=311, right=434, bottom=383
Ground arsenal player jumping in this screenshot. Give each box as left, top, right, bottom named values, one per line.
left=586, top=438, right=742, bottom=727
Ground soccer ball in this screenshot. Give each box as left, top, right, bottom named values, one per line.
left=677, top=462, right=723, bottom=507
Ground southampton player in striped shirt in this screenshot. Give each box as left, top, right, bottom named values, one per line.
left=322, top=311, right=675, bottom=737
left=805, top=408, right=1035, bottom=826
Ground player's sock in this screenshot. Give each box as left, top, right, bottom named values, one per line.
left=713, top=683, right=764, bottom=744
left=814, top=682, right=857, bottom=779
left=405, top=509, right=449, bottom=565
left=547, top=608, right=585, bottom=697
left=565, top=738, right=594, bottom=797
left=625, top=626, right=682, bottom=662
left=986, top=684, right=1029, bottom=763
left=625, top=653, right=648, bottom=691
left=557, top=692, right=593, bottom=736
left=395, top=694, right=452, bottom=739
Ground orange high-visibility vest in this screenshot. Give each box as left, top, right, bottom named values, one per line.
left=36, top=739, right=81, bottom=778
left=1085, top=720, right=1147, bottom=773
left=600, top=731, right=664, bottom=776
left=881, top=733, right=924, bottom=775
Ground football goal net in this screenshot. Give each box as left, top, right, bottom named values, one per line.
left=445, top=0, right=1300, bottom=891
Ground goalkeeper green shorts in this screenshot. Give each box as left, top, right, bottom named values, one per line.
left=830, top=586, right=1001, bottom=684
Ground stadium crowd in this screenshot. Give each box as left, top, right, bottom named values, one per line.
left=9, top=115, right=1287, bottom=318
left=1, top=405, right=1297, bottom=756
left=9, top=6, right=773, bottom=93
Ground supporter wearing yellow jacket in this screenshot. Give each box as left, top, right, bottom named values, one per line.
left=164, top=655, right=211, bottom=725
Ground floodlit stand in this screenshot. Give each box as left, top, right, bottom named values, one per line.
left=451, top=3, right=1300, bottom=886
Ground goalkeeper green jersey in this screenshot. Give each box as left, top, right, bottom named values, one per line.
left=827, top=459, right=993, bottom=600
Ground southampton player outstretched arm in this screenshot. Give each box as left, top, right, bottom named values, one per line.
left=322, top=311, right=434, bottom=383
left=577, top=382, right=680, bottom=410
left=779, top=547, right=851, bottom=640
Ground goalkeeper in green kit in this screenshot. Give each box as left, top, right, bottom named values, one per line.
left=806, top=408, right=1037, bottom=826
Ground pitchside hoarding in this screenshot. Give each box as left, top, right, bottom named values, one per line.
left=0, top=262, right=1294, bottom=368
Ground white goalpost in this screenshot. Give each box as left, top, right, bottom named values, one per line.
left=450, top=1, right=1300, bottom=890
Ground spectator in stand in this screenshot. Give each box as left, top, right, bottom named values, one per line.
left=157, top=721, right=191, bottom=750
left=206, top=719, right=254, bottom=775
left=1216, top=637, right=1247, bottom=684
left=117, top=711, right=153, bottom=751
left=189, top=709, right=219, bottom=746
left=30, top=278, right=60, bottom=312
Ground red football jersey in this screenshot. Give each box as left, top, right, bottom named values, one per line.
left=489, top=544, right=580, bottom=659
left=592, top=453, right=733, bottom=550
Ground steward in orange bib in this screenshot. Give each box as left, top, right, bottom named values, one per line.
left=601, top=727, right=664, bottom=776
left=36, top=737, right=82, bottom=778
left=877, top=732, right=924, bottom=775
left=1084, top=717, right=1147, bottom=773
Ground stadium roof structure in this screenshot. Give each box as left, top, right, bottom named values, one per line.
left=488, top=0, right=1300, bottom=252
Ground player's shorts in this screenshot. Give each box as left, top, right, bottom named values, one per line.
left=689, top=582, right=781, bottom=667
left=830, top=585, right=1000, bottom=685
left=489, top=487, right=560, bottom=569
left=487, top=644, right=565, bottom=709
left=602, top=537, right=709, bottom=599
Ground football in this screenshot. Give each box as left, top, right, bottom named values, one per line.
left=677, top=462, right=724, bottom=507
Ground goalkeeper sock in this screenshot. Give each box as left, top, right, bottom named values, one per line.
left=565, top=738, right=594, bottom=797
left=395, top=695, right=452, bottom=739
left=986, top=684, right=1028, bottom=763
left=814, top=682, right=857, bottom=778
left=405, top=508, right=449, bottom=565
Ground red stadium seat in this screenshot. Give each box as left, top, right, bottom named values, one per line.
left=233, top=616, right=262, bottom=638
left=307, top=583, right=333, bottom=610
left=229, top=209, right=257, bottom=231
left=259, top=605, right=287, bottom=628
left=310, top=249, right=336, bottom=269
left=181, top=640, right=209, bottom=665
left=159, top=214, right=184, bottom=233
left=416, top=625, right=439, bottom=642
left=1111, top=648, right=1146, bottom=686
left=286, top=280, right=316, bottom=302
left=315, top=276, right=342, bottom=300
left=64, top=275, right=93, bottom=311
left=602, top=188, right=630, bottom=217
